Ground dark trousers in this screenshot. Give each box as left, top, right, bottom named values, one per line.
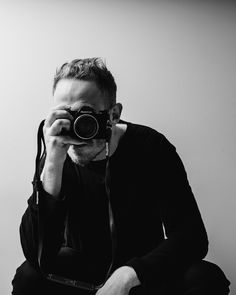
left=12, top=259, right=230, bottom=295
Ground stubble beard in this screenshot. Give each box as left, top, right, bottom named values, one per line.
left=68, top=142, right=106, bottom=166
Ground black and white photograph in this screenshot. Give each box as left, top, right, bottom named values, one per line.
left=0, top=0, right=235, bottom=294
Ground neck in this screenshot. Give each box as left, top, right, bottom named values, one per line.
left=93, top=123, right=127, bottom=161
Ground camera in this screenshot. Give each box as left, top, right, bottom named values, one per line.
left=68, top=106, right=110, bottom=140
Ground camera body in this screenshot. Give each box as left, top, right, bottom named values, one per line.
left=68, top=106, right=110, bottom=140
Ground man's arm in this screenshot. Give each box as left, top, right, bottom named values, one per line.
left=125, top=134, right=208, bottom=290
left=20, top=180, right=67, bottom=270
left=96, top=133, right=208, bottom=294
left=20, top=105, right=80, bottom=271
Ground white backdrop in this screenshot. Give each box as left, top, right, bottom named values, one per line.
left=0, top=0, right=235, bottom=293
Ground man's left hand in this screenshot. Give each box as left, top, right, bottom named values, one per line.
left=95, top=266, right=141, bottom=295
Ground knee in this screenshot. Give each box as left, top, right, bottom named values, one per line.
left=183, top=260, right=230, bottom=294
left=12, top=261, right=45, bottom=295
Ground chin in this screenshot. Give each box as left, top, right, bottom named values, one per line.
left=68, top=146, right=92, bottom=166
left=69, top=153, right=91, bottom=167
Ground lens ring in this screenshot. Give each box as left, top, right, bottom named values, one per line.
left=73, top=114, right=99, bottom=139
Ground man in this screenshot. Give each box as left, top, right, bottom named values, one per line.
left=12, top=58, right=230, bottom=294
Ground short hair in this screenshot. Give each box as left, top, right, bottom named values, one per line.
left=53, top=57, right=117, bottom=107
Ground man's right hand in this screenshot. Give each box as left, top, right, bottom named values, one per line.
left=41, top=105, right=79, bottom=197
left=43, top=104, right=74, bottom=164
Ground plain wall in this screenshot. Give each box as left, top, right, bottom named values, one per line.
left=0, top=0, right=235, bottom=293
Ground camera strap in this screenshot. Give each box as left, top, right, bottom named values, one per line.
left=33, top=120, right=117, bottom=291
left=32, top=120, right=46, bottom=203
left=104, top=141, right=117, bottom=280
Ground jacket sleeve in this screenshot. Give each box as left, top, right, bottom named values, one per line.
left=20, top=178, right=67, bottom=272
left=126, top=135, right=209, bottom=290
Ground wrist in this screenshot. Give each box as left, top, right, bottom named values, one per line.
left=44, top=157, right=65, bottom=170
left=41, top=159, right=64, bottom=197
left=117, top=266, right=141, bottom=290
left=44, top=151, right=67, bottom=167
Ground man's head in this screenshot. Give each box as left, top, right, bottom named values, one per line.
left=52, top=58, right=122, bottom=166
left=53, top=57, right=117, bottom=109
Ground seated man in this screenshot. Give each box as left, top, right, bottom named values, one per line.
left=12, top=58, right=230, bottom=295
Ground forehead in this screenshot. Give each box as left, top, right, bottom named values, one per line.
left=53, top=79, right=107, bottom=111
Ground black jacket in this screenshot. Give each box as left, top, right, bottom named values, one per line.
left=20, top=121, right=208, bottom=291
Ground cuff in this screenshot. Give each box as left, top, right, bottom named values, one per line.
left=125, top=257, right=149, bottom=288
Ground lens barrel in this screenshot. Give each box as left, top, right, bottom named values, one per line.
left=73, top=114, right=99, bottom=140
left=68, top=107, right=109, bottom=140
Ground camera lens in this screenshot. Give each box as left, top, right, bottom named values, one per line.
left=73, top=114, right=99, bottom=139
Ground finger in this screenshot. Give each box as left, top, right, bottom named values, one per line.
left=46, top=119, right=71, bottom=136
left=58, top=136, right=86, bottom=145
left=44, top=110, right=73, bottom=127
left=46, top=135, right=82, bottom=147
left=51, top=103, right=71, bottom=111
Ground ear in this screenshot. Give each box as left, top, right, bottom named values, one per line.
left=109, top=103, right=123, bottom=124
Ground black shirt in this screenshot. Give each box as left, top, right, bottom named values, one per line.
left=20, top=121, right=208, bottom=290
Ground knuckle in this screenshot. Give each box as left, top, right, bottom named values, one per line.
left=57, top=119, right=63, bottom=126
left=51, top=111, right=57, bottom=120
left=50, top=137, right=59, bottom=146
